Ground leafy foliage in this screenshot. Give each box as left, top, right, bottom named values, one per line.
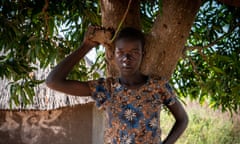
left=0, top=0, right=102, bottom=107
left=0, top=0, right=239, bottom=112
left=172, top=1, right=240, bottom=113
left=140, top=0, right=161, bottom=32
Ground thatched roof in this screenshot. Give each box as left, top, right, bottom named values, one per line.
left=0, top=62, right=93, bottom=110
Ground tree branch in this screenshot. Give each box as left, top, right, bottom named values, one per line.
left=188, top=56, right=200, bottom=77
left=141, top=0, right=201, bottom=79
left=184, top=23, right=239, bottom=52
left=42, top=0, right=49, bottom=40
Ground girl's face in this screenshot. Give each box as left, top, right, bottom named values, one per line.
left=114, top=38, right=143, bottom=76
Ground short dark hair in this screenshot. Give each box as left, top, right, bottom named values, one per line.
left=115, top=27, right=145, bottom=47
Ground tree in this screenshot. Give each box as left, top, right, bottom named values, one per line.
left=0, top=0, right=239, bottom=112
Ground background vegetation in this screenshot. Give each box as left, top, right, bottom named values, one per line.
left=161, top=100, right=240, bottom=144
left=0, top=0, right=239, bottom=113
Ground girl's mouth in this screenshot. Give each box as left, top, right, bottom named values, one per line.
left=122, top=63, right=133, bottom=69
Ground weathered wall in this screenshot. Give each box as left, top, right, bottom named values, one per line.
left=92, top=106, right=104, bottom=144
left=0, top=103, right=97, bottom=144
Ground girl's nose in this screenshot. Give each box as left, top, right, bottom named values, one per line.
left=122, top=54, right=130, bottom=62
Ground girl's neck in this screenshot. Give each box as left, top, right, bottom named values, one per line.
left=119, top=72, right=148, bottom=89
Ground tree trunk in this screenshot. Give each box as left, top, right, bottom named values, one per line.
left=101, top=0, right=201, bottom=80
left=142, top=0, right=201, bottom=79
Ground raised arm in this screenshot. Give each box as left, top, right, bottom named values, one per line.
left=46, top=26, right=101, bottom=96
left=162, top=98, right=189, bottom=144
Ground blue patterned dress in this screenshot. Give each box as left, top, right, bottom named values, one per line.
left=88, top=77, right=176, bottom=144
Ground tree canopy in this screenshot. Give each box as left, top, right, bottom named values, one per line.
left=0, top=0, right=239, bottom=112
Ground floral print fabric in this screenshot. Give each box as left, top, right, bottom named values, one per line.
left=88, top=77, right=176, bottom=144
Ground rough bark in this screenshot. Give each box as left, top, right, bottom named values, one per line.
left=101, top=0, right=141, bottom=29
left=142, top=0, right=202, bottom=79
left=101, top=0, right=202, bottom=80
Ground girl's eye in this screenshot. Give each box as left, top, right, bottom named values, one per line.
left=133, top=51, right=140, bottom=55
left=116, top=51, right=123, bottom=56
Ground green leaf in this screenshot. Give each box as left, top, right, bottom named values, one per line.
left=211, top=66, right=225, bottom=74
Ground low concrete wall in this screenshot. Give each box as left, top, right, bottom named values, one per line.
left=0, top=103, right=103, bottom=144
left=92, top=105, right=104, bottom=144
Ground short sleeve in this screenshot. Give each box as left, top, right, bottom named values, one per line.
left=162, top=82, right=176, bottom=106
left=88, top=78, right=111, bottom=108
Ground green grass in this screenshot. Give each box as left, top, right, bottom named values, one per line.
left=160, top=101, right=240, bottom=144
